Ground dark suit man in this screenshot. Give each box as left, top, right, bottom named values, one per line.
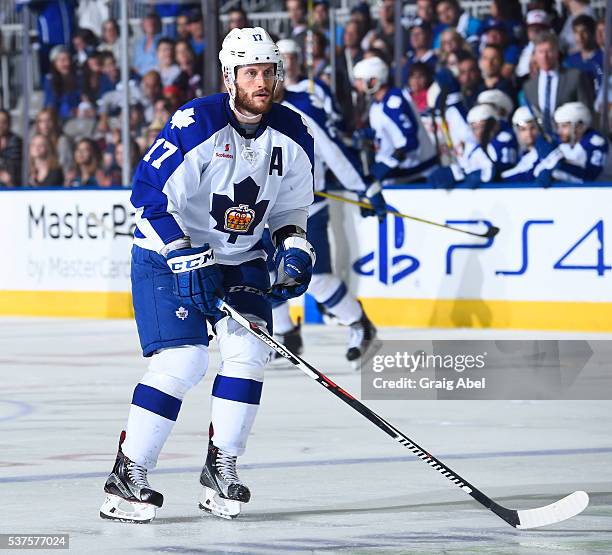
left=522, top=32, right=594, bottom=134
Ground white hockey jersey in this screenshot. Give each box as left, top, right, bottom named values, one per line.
left=287, top=77, right=344, bottom=130
left=131, top=93, right=314, bottom=265
left=368, top=87, right=437, bottom=182
left=282, top=89, right=368, bottom=217
left=533, top=130, right=612, bottom=183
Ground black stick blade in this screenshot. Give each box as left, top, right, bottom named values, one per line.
left=484, top=225, right=500, bottom=239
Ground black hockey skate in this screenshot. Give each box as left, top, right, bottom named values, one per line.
left=273, top=317, right=303, bottom=359
left=99, top=431, right=163, bottom=523
left=346, top=305, right=382, bottom=370
left=198, top=441, right=250, bottom=519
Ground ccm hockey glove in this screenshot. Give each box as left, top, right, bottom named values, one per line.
left=359, top=181, right=387, bottom=222
left=166, top=244, right=224, bottom=318
left=269, top=236, right=316, bottom=304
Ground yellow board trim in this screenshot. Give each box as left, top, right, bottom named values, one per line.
left=0, top=290, right=306, bottom=322
left=360, top=298, right=612, bottom=332
left=0, top=291, right=610, bottom=331
left=0, top=291, right=135, bottom=319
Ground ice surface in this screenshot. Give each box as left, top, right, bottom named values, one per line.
left=0, top=318, right=611, bottom=554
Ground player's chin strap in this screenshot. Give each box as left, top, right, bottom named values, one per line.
left=228, top=95, right=262, bottom=122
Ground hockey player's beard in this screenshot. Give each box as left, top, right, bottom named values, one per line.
left=234, top=85, right=274, bottom=116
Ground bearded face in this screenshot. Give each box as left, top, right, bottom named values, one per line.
left=233, top=64, right=276, bottom=116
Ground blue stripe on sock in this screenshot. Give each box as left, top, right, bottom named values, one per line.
left=132, top=383, right=182, bottom=421
left=212, top=375, right=263, bottom=405
left=322, top=282, right=347, bottom=309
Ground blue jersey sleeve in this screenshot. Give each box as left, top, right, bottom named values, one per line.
left=501, top=149, right=540, bottom=182
left=131, top=93, right=228, bottom=248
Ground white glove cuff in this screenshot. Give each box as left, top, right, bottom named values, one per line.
left=161, top=237, right=192, bottom=258
left=282, top=236, right=316, bottom=266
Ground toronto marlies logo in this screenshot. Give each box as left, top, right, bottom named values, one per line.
left=170, top=108, right=196, bottom=130
left=210, top=177, right=269, bottom=243
left=175, top=306, right=188, bottom=320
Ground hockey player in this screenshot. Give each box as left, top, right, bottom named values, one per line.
left=500, top=107, right=539, bottom=181
left=352, top=56, right=438, bottom=183
left=100, top=28, right=316, bottom=523
left=501, top=106, right=553, bottom=182
left=276, top=38, right=345, bottom=130
left=476, top=89, right=514, bottom=122
left=429, top=103, right=518, bottom=187
left=534, top=101, right=612, bottom=185
left=269, top=70, right=386, bottom=366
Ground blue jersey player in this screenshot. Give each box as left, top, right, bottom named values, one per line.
left=352, top=56, right=439, bottom=183
left=429, top=103, right=518, bottom=188
left=100, top=28, right=316, bottom=523
left=268, top=77, right=386, bottom=366
left=534, top=102, right=612, bottom=185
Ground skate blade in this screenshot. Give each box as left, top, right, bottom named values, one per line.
left=198, top=487, right=241, bottom=520
left=99, top=494, right=156, bottom=523
left=351, top=338, right=384, bottom=371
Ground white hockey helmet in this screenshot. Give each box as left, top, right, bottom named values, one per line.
left=512, top=106, right=536, bottom=127
left=219, top=27, right=283, bottom=98
left=553, top=102, right=591, bottom=128
left=277, top=39, right=302, bottom=60
left=467, top=103, right=498, bottom=124
left=477, top=89, right=514, bottom=119
left=276, top=38, right=302, bottom=71
left=353, top=57, right=389, bottom=94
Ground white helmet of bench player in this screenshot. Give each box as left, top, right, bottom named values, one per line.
left=467, top=103, right=498, bottom=124
left=353, top=57, right=389, bottom=95
left=511, top=106, right=536, bottom=127
left=553, top=102, right=591, bottom=128
left=477, top=89, right=514, bottom=119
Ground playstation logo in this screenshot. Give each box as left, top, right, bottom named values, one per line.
left=352, top=203, right=420, bottom=285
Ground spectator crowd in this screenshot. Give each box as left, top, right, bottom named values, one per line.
left=0, top=0, right=609, bottom=187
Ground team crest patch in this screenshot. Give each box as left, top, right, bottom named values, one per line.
left=170, top=108, right=196, bottom=130
left=210, top=177, right=269, bottom=244
left=225, top=204, right=255, bottom=234
left=176, top=306, right=188, bottom=320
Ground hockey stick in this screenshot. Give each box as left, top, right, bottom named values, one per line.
left=219, top=301, right=589, bottom=529
left=306, top=0, right=315, bottom=95
left=524, top=95, right=552, bottom=142
left=315, top=190, right=499, bottom=239
left=438, top=86, right=461, bottom=167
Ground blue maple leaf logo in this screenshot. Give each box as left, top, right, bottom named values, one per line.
left=210, top=177, right=270, bottom=243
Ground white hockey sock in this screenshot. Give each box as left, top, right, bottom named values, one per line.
left=123, top=405, right=175, bottom=470
left=272, top=303, right=294, bottom=335
left=122, top=345, right=209, bottom=470
left=309, top=274, right=363, bottom=325
left=327, top=292, right=363, bottom=326
left=210, top=317, right=269, bottom=457
left=210, top=397, right=259, bottom=456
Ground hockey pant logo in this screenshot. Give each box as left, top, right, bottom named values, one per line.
left=226, top=285, right=266, bottom=297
